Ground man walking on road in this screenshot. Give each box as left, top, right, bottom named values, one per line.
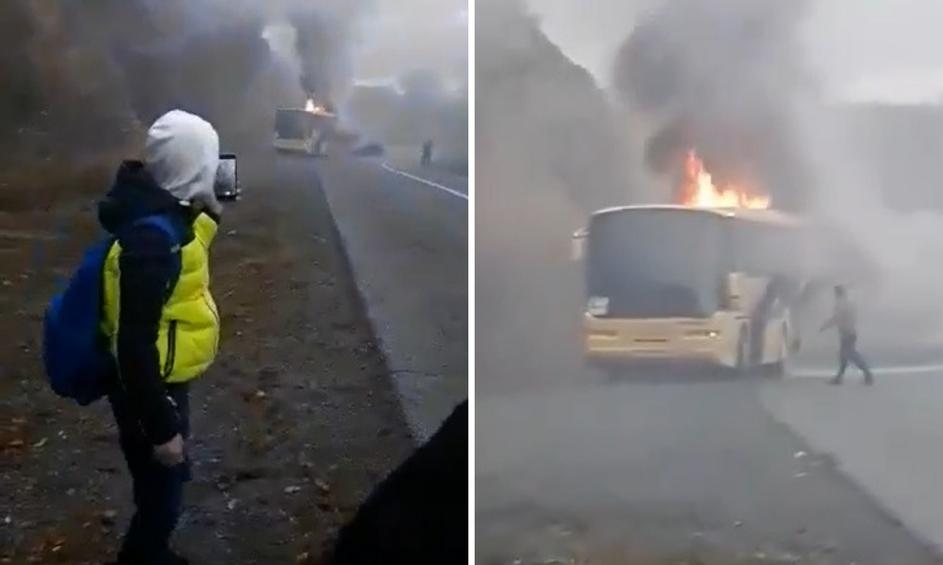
left=100, top=110, right=224, bottom=564
left=821, top=285, right=874, bottom=386
left=421, top=139, right=434, bottom=166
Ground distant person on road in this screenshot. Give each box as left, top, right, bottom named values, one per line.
left=821, top=285, right=874, bottom=386
left=421, top=139, right=434, bottom=167
left=100, top=110, right=223, bottom=564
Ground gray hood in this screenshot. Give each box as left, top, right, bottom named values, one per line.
left=144, top=110, right=222, bottom=214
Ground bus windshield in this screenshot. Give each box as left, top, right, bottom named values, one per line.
left=275, top=111, right=314, bottom=140
left=587, top=210, right=724, bottom=318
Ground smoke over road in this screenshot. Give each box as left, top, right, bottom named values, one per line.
left=478, top=3, right=943, bottom=561
left=1, top=0, right=466, bottom=157
left=79, top=0, right=372, bottom=140
left=507, top=0, right=943, bottom=359
left=476, top=0, right=634, bottom=394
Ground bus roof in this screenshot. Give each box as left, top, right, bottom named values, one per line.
left=276, top=108, right=338, bottom=119
left=590, top=205, right=801, bottom=227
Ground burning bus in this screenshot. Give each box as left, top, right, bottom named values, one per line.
left=573, top=150, right=805, bottom=376
left=273, top=98, right=338, bottom=156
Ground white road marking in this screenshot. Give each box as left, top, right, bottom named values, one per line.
left=792, top=364, right=943, bottom=378
left=381, top=163, right=468, bottom=201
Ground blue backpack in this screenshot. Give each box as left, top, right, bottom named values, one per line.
left=42, top=215, right=181, bottom=406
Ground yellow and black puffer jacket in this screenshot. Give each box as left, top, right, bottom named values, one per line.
left=101, top=210, right=220, bottom=384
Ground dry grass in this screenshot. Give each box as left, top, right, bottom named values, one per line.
left=0, top=156, right=119, bottom=213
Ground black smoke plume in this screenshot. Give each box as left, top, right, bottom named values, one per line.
left=613, top=0, right=814, bottom=210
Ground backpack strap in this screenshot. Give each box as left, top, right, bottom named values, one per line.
left=124, top=214, right=184, bottom=303
left=131, top=215, right=183, bottom=249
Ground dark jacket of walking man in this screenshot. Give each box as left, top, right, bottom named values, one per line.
left=821, top=285, right=874, bottom=386
left=421, top=139, right=433, bottom=166
left=101, top=110, right=223, bottom=564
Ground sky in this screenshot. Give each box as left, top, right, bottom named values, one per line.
left=525, top=0, right=943, bottom=104
left=354, top=0, right=468, bottom=89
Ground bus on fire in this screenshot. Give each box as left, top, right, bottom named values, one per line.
left=573, top=205, right=804, bottom=376
left=273, top=106, right=337, bottom=156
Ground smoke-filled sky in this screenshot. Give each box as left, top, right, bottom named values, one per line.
left=263, top=0, right=468, bottom=91
left=492, top=0, right=943, bottom=340
left=356, top=0, right=468, bottom=88
left=126, top=0, right=469, bottom=91
left=526, top=0, right=943, bottom=104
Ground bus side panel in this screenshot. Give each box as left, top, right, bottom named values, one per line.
left=761, top=311, right=789, bottom=365
left=712, top=312, right=744, bottom=369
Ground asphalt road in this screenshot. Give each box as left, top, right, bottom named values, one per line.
left=477, top=366, right=942, bottom=564
left=311, top=153, right=468, bottom=443
left=764, top=369, right=943, bottom=558
left=476, top=236, right=943, bottom=563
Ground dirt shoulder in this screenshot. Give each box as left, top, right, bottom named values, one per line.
left=0, top=150, right=413, bottom=564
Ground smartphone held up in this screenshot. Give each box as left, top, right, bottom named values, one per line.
left=214, top=153, right=239, bottom=201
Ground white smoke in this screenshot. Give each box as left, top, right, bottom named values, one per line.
left=262, top=22, right=301, bottom=82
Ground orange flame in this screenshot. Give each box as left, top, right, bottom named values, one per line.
left=305, top=98, right=325, bottom=114
left=679, top=150, right=770, bottom=209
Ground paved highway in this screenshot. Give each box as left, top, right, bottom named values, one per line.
left=478, top=363, right=942, bottom=564
left=312, top=153, right=468, bottom=442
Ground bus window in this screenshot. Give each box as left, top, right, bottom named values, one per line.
left=275, top=111, right=312, bottom=140
left=587, top=210, right=724, bottom=318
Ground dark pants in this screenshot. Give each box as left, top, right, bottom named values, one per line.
left=836, top=333, right=874, bottom=383
left=109, top=384, right=191, bottom=564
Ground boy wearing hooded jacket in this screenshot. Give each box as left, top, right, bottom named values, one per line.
left=101, top=110, right=223, bottom=564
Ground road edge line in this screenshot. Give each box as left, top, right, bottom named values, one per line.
left=381, top=163, right=469, bottom=201
left=792, top=363, right=943, bottom=378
